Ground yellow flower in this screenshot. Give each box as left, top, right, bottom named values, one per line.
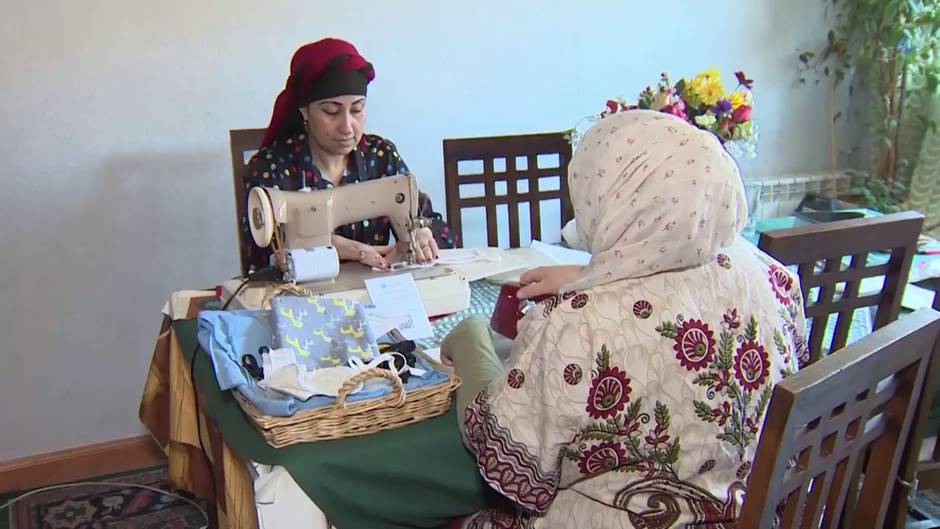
left=685, top=68, right=726, bottom=108
left=729, top=91, right=748, bottom=110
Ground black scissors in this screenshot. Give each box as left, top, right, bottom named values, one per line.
left=377, top=341, right=418, bottom=382
left=241, top=346, right=268, bottom=380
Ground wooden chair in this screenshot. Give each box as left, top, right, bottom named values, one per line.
left=229, top=128, right=266, bottom=276
left=902, top=290, right=940, bottom=526
left=443, top=132, right=574, bottom=248
left=758, top=211, right=924, bottom=365
left=738, top=308, right=940, bottom=528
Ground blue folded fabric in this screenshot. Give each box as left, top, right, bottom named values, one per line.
left=196, top=309, right=449, bottom=417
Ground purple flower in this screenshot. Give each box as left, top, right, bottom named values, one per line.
left=714, top=99, right=733, bottom=114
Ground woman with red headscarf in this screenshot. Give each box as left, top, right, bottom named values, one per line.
left=241, top=38, right=453, bottom=273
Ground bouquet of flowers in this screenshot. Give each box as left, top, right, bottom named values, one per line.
left=572, top=69, right=758, bottom=159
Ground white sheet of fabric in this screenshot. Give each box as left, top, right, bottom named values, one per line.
left=561, top=219, right=587, bottom=251
left=461, top=111, right=808, bottom=528
left=563, top=110, right=748, bottom=293
left=160, top=290, right=215, bottom=320
left=377, top=248, right=503, bottom=272
left=253, top=463, right=330, bottom=529
left=259, top=364, right=317, bottom=400
left=260, top=351, right=425, bottom=400
left=530, top=240, right=591, bottom=266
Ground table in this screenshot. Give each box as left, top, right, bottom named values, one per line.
left=139, top=284, right=503, bottom=529
left=139, top=227, right=940, bottom=528
left=139, top=295, right=259, bottom=529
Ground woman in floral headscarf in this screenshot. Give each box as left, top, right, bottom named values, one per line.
left=443, top=109, right=808, bottom=528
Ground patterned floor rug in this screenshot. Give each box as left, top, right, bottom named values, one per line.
left=1, top=467, right=207, bottom=529
left=3, top=462, right=940, bottom=527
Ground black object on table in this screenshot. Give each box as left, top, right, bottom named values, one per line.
left=794, top=192, right=866, bottom=224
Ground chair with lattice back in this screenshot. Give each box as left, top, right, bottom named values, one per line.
left=443, top=132, right=574, bottom=248
left=229, top=128, right=266, bottom=275
left=757, top=211, right=924, bottom=366
left=738, top=308, right=940, bottom=528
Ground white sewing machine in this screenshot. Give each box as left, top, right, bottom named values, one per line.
left=224, top=174, right=470, bottom=315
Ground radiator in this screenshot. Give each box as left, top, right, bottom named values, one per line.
left=751, top=170, right=855, bottom=220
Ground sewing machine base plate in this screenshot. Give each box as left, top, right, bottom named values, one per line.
left=222, top=263, right=470, bottom=317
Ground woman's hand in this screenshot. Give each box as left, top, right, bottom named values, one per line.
left=387, top=227, right=439, bottom=265
left=412, top=227, right=439, bottom=263
left=517, top=265, right=584, bottom=299
left=331, top=234, right=395, bottom=270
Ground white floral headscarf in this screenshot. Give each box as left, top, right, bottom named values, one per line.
left=563, top=110, right=748, bottom=292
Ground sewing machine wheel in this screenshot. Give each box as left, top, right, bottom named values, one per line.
left=247, top=187, right=275, bottom=247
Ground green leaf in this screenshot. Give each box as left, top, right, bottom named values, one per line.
left=626, top=399, right=643, bottom=422
left=928, top=72, right=940, bottom=92
left=693, top=372, right=716, bottom=387
left=616, top=459, right=642, bottom=473
left=718, top=331, right=735, bottom=370
left=773, top=329, right=788, bottom=357
left=694, top=401, right=716, bottom=422
left=745, top=316, right=759, bottom=342
left=667, top=440, right=681, bottom=464
left=580, top=423, right=619, bottom=442
left=716, top=431, right=745, bottom=457
left=597, top=345, right=611, bottom=370
left=655, top=401, right=671, bottom=430
left=656, top=321, right=678, bottom=339
left=756, top=385, right=773, bottom=417
left=674, top=79, right=686, bottom=95
left=799, top=51, right=816, bottom=64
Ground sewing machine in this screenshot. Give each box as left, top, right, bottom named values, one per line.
left=227, top=173, right=470, bottom=315
left=248, top=173, right=433, bottom=283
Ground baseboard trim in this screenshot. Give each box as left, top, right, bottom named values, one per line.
left=0, top=435, right=167, bottom=494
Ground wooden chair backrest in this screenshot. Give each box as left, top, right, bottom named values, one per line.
left=758, top=211, right=923, bottom=365
left=443, top=132, right=574, bottom=248
left=739, top=308, right=940, bottom=528
left=229, top=128, right=266, bottom=275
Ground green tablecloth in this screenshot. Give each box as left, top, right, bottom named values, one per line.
left=178, top=320, right=496, bottom=529
left=418, top=280, right=501, bottom=350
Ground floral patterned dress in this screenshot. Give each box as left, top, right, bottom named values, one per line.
left=461, top=238, right=807, bottom=528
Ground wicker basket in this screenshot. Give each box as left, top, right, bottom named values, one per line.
left=235, top=285, right=461, bottom=447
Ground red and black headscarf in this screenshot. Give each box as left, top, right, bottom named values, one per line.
left=261, top=38, right=374, bottom=147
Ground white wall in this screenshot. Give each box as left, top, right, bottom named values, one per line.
left=0, top=0, right=837, bottom=460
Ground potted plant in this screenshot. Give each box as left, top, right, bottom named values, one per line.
left=798, top=0, right=940, bottom=212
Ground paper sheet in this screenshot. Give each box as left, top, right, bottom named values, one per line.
left=530, top=240, right=592, bottom=266
left=364, top=273, right=434, bottom=340
left=361, top=304, right=412, bottom=338
left=436, top=248, right=502, bottom=265
left=374, top=248, right=502, bottom=273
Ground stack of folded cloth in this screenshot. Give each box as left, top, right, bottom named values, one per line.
left=196, top=296, right=449, bottom=417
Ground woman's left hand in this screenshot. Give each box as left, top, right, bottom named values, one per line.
left=517, top=265, right=584, bottom=299
left=388, top=227, right=439, bottom=265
